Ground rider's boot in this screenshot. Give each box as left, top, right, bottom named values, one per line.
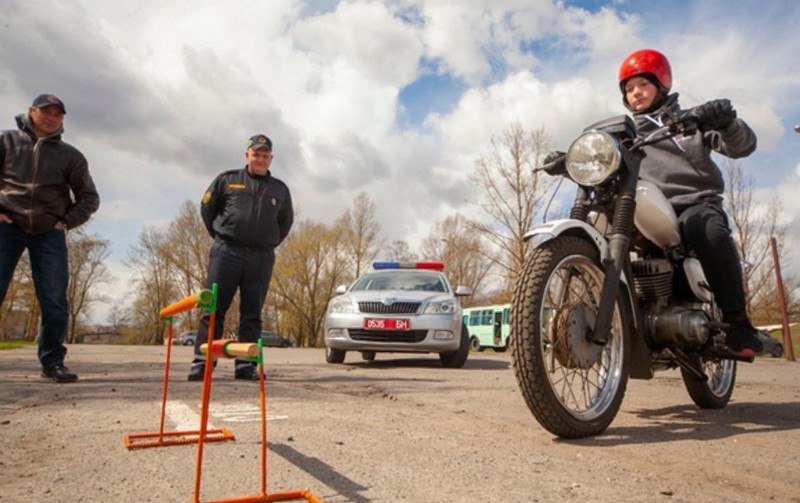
left=725, top=323, right=764, bottom=358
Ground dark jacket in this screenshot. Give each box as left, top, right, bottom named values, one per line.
left=633, top=93, right=757, bottom=212
left=0, top=113, right=100, bottom=234
left=201, top=167, right=293, bottom=249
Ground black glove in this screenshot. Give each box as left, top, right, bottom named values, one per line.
left=542, top=150, right=566, bottom=176
left=693, top=99, right=737, bottom=132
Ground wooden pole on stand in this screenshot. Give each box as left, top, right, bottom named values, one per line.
left=769, top=237, right=796, bottom=361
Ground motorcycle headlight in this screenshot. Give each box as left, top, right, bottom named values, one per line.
left=565, top=131, right=621, bottom=185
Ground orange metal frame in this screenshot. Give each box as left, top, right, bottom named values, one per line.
left=123, top=284, right=324, bottom=502
left=193, top=341, right=323, bottom=503
left=124, top=287, right=235, bottom=449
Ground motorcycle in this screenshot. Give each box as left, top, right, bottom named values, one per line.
left=509, top=113, right=753, bottom=439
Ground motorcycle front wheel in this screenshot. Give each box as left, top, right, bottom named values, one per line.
left=511, top=236, right=630, bottom=439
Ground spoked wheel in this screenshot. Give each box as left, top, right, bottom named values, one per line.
left=510, top=236, right=630, bottom=439
left=680, top=356, right=736, bottom=408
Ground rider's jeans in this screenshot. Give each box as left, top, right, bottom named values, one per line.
left=0, top=222, right=70, bottom=367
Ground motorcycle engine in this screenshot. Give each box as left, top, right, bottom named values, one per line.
left=632, top=258, right=710, bottom=348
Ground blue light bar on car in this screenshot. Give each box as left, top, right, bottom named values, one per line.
left=372, top=261, right=445, bottom=271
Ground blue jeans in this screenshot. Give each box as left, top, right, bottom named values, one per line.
left=193, top=240, right=275, bottom=367
left=0, top=222, right=69, bottom=367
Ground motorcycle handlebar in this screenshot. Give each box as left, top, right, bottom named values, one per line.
left=635, top=115, right=699, bottom=150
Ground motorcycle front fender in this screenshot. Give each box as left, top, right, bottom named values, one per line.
left=523, top=219, right=611, bottom=263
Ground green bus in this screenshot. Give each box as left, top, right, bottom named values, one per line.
left=462, top=304, right=510, bottom=352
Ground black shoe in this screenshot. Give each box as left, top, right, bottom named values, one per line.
left=187, top=362, right=205, bottom=381
left=41, top=364, right=78, bottom=383
left=234, top=364, right=259, bottom=381
left=726, top=324, right=764, bottom=357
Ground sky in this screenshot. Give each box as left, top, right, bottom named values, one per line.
left=1, top=0, right=799, bottom=324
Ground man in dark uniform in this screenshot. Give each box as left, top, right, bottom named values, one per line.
left=188, top=134, right=293, bottom=381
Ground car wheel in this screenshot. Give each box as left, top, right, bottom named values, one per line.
left=325, top=345, right=346, bottom=364
left=440, top=324, right=469, bottom=368
left=183, top=340, right=193, bottom=346
left=772, top=344, right=784, bottom=358
left=361, top=351, right=376, bottom=361
left=469, top=336, right=482, bottom=352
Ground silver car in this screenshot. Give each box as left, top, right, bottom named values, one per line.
left=324, top=261, right=472, bottom=367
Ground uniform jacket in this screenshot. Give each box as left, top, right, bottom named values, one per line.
left=0, top=114, right=99, bottom=234
left=633, top=93, right=757, bottom=212
left=201, top=167, right=293, bottom=250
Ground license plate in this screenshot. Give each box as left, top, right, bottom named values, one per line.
left=363, top=318, right=410, bottom=331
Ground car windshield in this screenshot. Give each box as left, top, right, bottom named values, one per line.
left=351, top=271, right=448, bottom=293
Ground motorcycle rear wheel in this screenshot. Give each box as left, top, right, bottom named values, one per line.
left=511, top=236, right=630, bottom=439
left=680, top=356, right=736, bottom=409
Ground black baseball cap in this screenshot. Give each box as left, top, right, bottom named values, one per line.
left=247, top=134, right=272, bottom=151
left=31, top=94, right=66, bottom=114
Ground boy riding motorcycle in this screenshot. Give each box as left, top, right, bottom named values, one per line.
left=618, top=48, right=762, bottom=357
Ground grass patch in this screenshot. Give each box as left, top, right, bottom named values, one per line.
left=0, top=340, right=34, bottom=350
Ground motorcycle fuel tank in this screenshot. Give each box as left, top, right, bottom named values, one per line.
left=634, top=180, right=681, bottom=249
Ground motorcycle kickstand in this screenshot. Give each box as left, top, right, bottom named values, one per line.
left=671, top=348, right=708, bottom=382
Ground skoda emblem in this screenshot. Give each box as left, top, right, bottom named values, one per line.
left=382, top=298, right=395, bottom=306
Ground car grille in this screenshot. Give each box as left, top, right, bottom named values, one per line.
left=348, top=329, right=427, bottom=343
left=358, top=302, right=420, bottom=314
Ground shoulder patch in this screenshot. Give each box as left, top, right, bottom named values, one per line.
left=202, top=191, right=212, bottom=205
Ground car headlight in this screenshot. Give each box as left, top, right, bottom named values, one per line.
left=327, top=297, right=355, bottom=314
left=424, top=300, right=456, bottom=314
left=566, top=131, right=621, bottom=185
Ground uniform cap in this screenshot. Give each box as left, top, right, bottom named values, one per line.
left=247, top=134, right=272, bottom=151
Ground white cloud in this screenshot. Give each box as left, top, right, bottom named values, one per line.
left=2, top=0, right=799, bottom=324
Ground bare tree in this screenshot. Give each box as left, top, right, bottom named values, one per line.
left=338, top=192, right=383, bottom=278
left=470, top=122, right=556, bottom=292
left=723, top=159, right=797, bottom=323
left=384, top=239, right=418, bottom=262
left=106, top=302, right=131, bottom=333
left=124, top=226, right=178, bottom=344
left=270, top=219, right=350, bottom=347
left=161, top=200, right=212, bottom=297
left=65, top=229, right=112, bottom=343
left=0, top=255, right=35, bottom=340
left=420, top=214, right=492, bottom=305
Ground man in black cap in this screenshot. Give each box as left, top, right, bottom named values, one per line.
left=0, top=94, right=100, bottom=382
left=188, top=134, right=294, bottom=381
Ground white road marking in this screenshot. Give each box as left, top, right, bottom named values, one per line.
left=166, top=401, right=288, bottom=428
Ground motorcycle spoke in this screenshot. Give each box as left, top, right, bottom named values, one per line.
left=539, top=256, right=623, bottom=418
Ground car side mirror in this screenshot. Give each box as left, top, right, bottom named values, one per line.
left=454, top=285, right=473, bottom=297
left=335, top=285, right=348, bottom=295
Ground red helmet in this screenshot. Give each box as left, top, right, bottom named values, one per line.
left=618, top=49, right=672, bottom=93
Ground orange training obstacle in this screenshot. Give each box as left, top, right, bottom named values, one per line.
left=123, top=286, right=235, bottom=449
left=193, top=337, right=323, bottom=503
left=125, top=284, right=324, bottom=502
